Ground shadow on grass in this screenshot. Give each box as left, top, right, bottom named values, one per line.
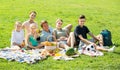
left=113, top=52, right=120, bottom=55
left=114, top=43, right=120, bottom=47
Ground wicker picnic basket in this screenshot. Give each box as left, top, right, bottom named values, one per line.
left=44, top=35, right=57, bottom=51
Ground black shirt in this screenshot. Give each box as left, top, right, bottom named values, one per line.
left=74, top=25, right=90, bottom=45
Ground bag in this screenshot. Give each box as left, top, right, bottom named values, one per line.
left=100, top=29, right=113, bottom=46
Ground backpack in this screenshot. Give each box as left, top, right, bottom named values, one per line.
left=100, top=29, right=113, bottom=46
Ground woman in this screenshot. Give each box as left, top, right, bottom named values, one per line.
left=53, top=19, right=74, bottom=49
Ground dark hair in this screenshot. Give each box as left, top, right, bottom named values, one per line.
left=40, top=20, right=48, bottom=28
left=29, top=11, right=37, bottom=15
left=79, top=15, right=86, bottom=19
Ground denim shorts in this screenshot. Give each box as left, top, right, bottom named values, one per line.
left=79, top=38, right=95, bottom=47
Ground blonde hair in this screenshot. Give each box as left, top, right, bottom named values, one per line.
left=15, top=21, right=22, bottom=26
left=30, top=24, right=37, bottom=28
left=56, top=18, right=63, bottom=23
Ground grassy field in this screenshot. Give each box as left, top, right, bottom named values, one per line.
left=0, top=0, right=120, bottom=70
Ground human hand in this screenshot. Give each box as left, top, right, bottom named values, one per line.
left=20, top=41, right=25, bottom=48
left=59, top=36, right=66, bottom=40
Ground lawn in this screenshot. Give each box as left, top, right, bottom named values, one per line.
left=0, top=0, right=120, bottom=70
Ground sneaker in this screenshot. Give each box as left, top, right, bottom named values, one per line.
left=108, top=46, right=116, bottom=52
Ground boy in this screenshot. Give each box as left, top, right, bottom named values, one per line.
left=74, top=15, right=115, bottom=52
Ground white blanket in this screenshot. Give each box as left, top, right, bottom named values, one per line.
left=0, top=49, right=45, bottom=64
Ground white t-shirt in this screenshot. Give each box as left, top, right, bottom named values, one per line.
left=11, top=29, right=24, bottom=46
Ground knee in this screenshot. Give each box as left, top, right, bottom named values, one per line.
left=98, top=34, right=103, bottom=39
left=70, top=32, right=74, bottom=36
left=68, top=24, right=73, bottom=30
left=69, top=24, right=72, bottom=28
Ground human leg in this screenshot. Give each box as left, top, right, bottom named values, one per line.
left=94, top=34, right=104, bottom=46
left=36, top=44, right=44, bottom=49
left=94, top=44, right=115, bottom=52
left=67, top=32, right=76, bottom=48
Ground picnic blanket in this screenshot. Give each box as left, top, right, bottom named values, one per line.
left=78, top=44, right=104, bottom=57
left=0, top=48, right=45, bottom=64
left=0, top=45, right=104, bottom=64
left=0, top=47, right=79, bottom=64
left=53, top=49, right=79, bottom=61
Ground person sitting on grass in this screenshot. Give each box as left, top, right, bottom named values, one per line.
left=40, top=20, right=56, bottom=42
left=22, top=11, right=38, bottom=36
left=11, top=21, right=25, bottom=49
left=22, top=11, right=38, bottom=45
left=40, top=20, right=73, bottom=56
left=26, top=24, right=44, bottom=49
left=73, top=15, right=115, bottom=52
left=53, top=19, right=74, bottom=49
left=40, top=20, right=72, bottom=42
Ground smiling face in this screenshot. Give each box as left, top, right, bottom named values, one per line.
left=42, top=23, right=49, bottom=32
left=29, top=12, right=36, bottom=20
left=15, top=22, right=22, bottom=31
left=78, top=18, right=86, bottom=27
left=30, top=24, right=37, bottom=33
left=56, top=21, right=63, bottom=29
left=41, top=20, right=49, bottom=32
left=56, top=19, right=63, bottom=29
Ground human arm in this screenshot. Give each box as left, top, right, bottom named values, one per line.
left=52, top=35, right=57, bottom=42
left=53, top=32, right=67, bottom=42
left=12, top=42, right=21, bottom=47
left=26, top=34, right=37, bottom=49
left=78, top=35, right=93, bottom=45
left=52, top=30, right=58, bottom=42
left=74, top=25, right=93, bottom=45
left=88, top=32, right=99, bottom=41
left=22, top=22, right=26, bottom=29
left=58, top=36, right=68, bottom=41
left=53, top=29, right=68, bottom=41
left=12, top=40, right=25, bottom=48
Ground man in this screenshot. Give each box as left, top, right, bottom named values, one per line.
left=22, top=11, right=38, bottom=36
left=22, top=11, right=38, bottom=45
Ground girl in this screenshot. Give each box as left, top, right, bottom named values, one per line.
left=26, top=24, right=43, bottom=49
left=11, top=21, right=25, bottom=49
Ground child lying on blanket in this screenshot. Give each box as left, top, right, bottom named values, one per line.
left=11, top=21, right=25, bottom=49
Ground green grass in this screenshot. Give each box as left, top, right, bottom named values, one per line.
left=0, top=0, right=120, bottom=70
